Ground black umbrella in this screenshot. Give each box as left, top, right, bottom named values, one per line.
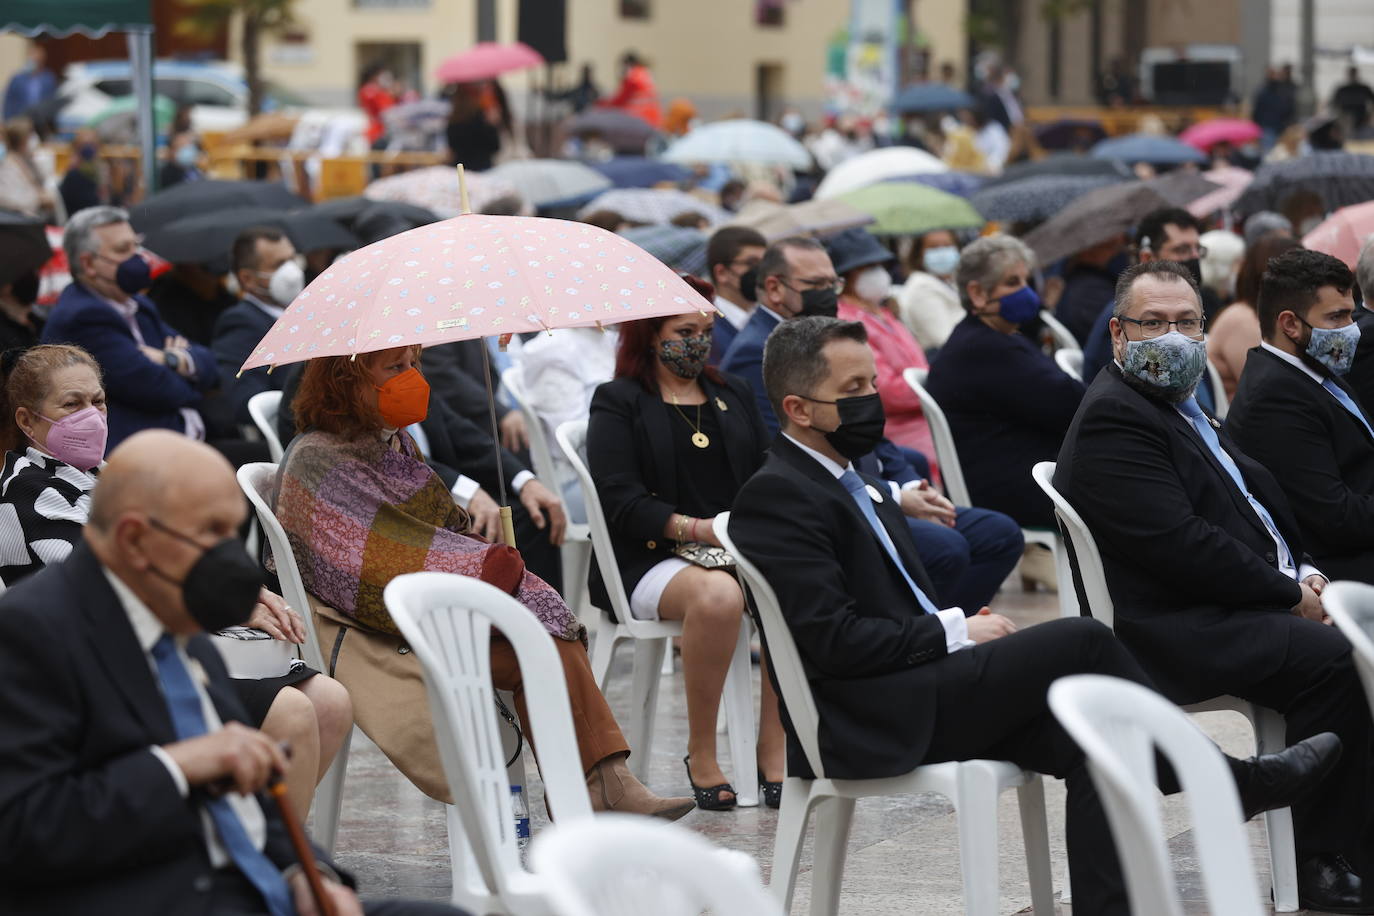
left=1233, top=152, right=1374, bottom=217
left=129, top=180, right=308, bottom=234
left=142, top=207, right=359, bottom=273
left=1034, top=119, right=1108, bottom=151
left=0, top=210, right=52, bottom=288
left=564, top=108, right=655, bottom=155
left=983, top=154, right=1132, bottom=189
left=310, top=197, right=440, bottom=245
left=971, top=173, right=1125, bottom=224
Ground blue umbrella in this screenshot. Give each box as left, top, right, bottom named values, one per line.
left=884, top=171, right=986, bottom=198
left=1091, top=133, right=1207, bottom=166
left=890, top=83, right=975, bottom=114
left=591, top=156, right=692, bottom=189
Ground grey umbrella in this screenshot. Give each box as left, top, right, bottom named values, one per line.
left=1022, top=172, right=1220, bottom=265
left=1233, top=152, right=1374, bottom=217
left=971, top=173, right=1126, bottom=225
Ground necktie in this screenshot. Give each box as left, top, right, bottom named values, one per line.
left=1322, top=378, right=1374, bottom=439
left=1178, top=397, right=1295, bottom=573
left=838, top=470, right=940, bottom=616
left=151, top=636, right=294, bottom=916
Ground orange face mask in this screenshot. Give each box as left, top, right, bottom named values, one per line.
left=376, top=366, right=430, bottom=428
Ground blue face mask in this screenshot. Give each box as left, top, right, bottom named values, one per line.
left=922, top=245, right=960, bottom=277
left=994, top=285, right=1041, bottom=324
left=1122, top=331, right=1208, bottom=400
left=1304, top=320, right=1361, bottom=376
left=174, top=144, right=200, bottom=168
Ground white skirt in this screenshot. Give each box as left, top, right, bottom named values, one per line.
left=628, top=556, right=692, bottom=620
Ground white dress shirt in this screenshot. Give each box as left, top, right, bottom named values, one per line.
left=713, top=294, right=752, bottom=332
left=782, top=434, right=973, bottom=651
left=243, top=292, right=285, bottom=322
left=102, top=568, right=268, bottom=868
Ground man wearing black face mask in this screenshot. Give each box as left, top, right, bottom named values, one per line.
left=706, top=226, right=766, bottom=365
left=0, top=431, right=469, bottom=916
left=730, top=316, right=1341, bottom=916
left=0, top=268, right=43, bottom=352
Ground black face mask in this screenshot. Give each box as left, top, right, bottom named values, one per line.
left=800, top=392, right=886, bottom=460
left=739, top=266, right=758, bottom=302
left=148, top=519, right=264, bottom=632
left=797, top=287, right=839, bottom=318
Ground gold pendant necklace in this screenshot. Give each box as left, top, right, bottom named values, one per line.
left=671, top=393, right=710, bottom=448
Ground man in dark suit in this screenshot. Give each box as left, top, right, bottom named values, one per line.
left=0, top=430, right=465, bottom=915
left=705, top=225, right=766, bottom=365
left=1056, top=259, right=1374, bottom=912
left=729, top=316, right=1337, bottom=916
left=213, top=227, right=301, bottom=426
left=43, top=206, right=218, bottom=450
left=424, top=339, right=530, bottom=453
left=1347, top=238, right=1374, bottom=409
left=1227, top=249, right=1374, bottom=583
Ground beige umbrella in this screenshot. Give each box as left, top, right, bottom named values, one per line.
left=729, top=198, right=874, bottom=242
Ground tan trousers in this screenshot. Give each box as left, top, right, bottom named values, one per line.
left=311, top=600, right=630, bottom=804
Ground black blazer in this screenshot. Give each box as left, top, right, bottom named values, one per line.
left=0, top=543, right=344, bottom=914
left=423, top=340, right=511, bottom=426
left=586, top=372, right=768, bottom=616
left=212, top=299, right=283, bottom=425
left=729, top=435, right=948, bottom=781
left=1054, top=365, right=1313, bottom=703
left=1226, top=346, right=1374, bottom=583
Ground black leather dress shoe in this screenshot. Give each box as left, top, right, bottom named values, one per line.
left=1299, top=853, right=1374, bottom=914
left=1237, top=731, right=1342, bottom=821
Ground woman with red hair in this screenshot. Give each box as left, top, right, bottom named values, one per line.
left=586, top=291, right=785, bottom=810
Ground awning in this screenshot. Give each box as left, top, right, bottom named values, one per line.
left=1, top=0, right=152, bottom=37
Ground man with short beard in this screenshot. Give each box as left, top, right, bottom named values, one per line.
left=1055, top=259, right=1374, bottom=913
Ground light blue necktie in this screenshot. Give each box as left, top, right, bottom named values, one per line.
left=151, top=636, right=294, bottom=916
left=1322, top=379, right=1374, bottom=439
left=1178, top=397, right=1295, bottom=571
left=839, top=470, right=940, bottom=615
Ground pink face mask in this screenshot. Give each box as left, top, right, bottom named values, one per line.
left=29, top=406, right=107, bottom=471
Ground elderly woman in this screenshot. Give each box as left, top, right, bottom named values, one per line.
left=588, top=308, right=785, bottom=810
left=0, top=344, right=351, bottom=818
left=926, top=236, right=1086, bottom=530
left=274, top=344, right=693, bottom=818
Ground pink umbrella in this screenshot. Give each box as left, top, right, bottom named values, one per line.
left=1179, top=118, right=1262, bottom=152
left=1302, top=199, right=1374, bottom=268
left=1186, top=165, right=1255, bottom=218
left=435, top=42, right=544, bottom=85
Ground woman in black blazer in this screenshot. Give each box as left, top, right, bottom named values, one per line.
left=587, top=304, right=784, bottom=810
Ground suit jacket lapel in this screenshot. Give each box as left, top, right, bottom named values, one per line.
left=1160, top=402, right=1273, bottom=544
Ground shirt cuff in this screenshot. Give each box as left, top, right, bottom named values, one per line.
left=150, top=745, right=189, bottom=798
left=511, top=470, right=534, bottom=495
left=900, top=479, right=927, bottom=492
left=1298, top=563, right=1326, bottom=585
left=935, top=606, right=974, bottom=653
left=451, top=475, right=480, bottom=508
left=887, top=481, right=901, bottom=503
left=181, top=351, right=197, bottom=378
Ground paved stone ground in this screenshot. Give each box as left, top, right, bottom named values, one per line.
left=320, top=583, right=1317, bottom=914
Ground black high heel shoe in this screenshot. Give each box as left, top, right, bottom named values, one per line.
left=759, top=779, right=782, bottom=809
left=683, top=755, right=737, bottom=810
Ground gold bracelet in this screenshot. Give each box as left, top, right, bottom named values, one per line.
left=674, top=514, right=687, bottom=543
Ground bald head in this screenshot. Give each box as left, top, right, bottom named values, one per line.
left=89, top=431, right=239, bottom=533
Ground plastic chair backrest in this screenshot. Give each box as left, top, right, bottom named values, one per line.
left=902, top=367, right=972, bottom=506
left=1030, top=461, right=1114, bottom=626
left=1039, top=309, right=1081, bottom=353
left=1049, top=675, right=1263, bottom=916
left=713, top=512, right=825, bottom=778
left=1206, top=359, right=1230, bottom=420
left=531, top=813, right=781, bottom=916
left=1321, top=581, right=1374, bottom=717
left=247, top=390, right=285, bottom=463
left=236, top=462, right=327, bottom=672
left=1055, top=348, right=1084, bottom=381
left=384, top=572, right=593, bottom=894
left=501, top=367, right=560, bottom=488
left=555, top=420, right=638, bottom=627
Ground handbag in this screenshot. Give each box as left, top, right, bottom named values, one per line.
left=672, top=541, right=736, bottom=570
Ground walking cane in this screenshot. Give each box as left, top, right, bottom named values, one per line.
left=267, top=752, right=337, bottom=916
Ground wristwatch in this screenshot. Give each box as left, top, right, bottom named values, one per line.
left=164, top=349, right=181, bottom=372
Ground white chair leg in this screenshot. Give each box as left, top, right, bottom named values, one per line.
left=308, top=725, right=352, bottom=855
left=809, top=796, right=856, bottom=916
left=560, top=539, right=594, bottom=623
left=769, top=779, right=813, bottom=913
left=446, top=804, right=475, bottom=906
left=955, top=763, right=1003, bottom=916
left=589, top=613, right=619, bottom=689
left=627, top=637, right=667, bottom=783
left=1254, top=706, right=1299, bottom=912
left=1015, top=774, right=1056, bottom=916
left=1052, top=536, right=1077, bottom=618
left=1060, top=863, right=1072, bottom=904
left=723, top=618, right=759, bottom=807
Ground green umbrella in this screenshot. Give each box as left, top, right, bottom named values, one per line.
left=835, top=182, right=985, bottom=236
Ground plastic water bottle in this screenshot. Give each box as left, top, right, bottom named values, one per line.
left=511, top=784, right=531, bottom=865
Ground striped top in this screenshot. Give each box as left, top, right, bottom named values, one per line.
left=0, top=447, right=98, bottom=588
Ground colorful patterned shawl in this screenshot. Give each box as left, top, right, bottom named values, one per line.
left=274, top=429, right=580, bottom=640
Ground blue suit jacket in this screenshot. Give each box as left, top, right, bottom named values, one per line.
left=709, top=314, right=740, bottom=367
left=211, top=299, right=282, bottom=425
left=42, top=282, right=218, bottom=449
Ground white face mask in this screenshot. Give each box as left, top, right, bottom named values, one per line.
left=257, top=258, right=304, bottom=306
left=853, top=266, right=893, bottom=304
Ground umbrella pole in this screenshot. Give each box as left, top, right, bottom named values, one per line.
left=480, top=337, right=516, bottom=548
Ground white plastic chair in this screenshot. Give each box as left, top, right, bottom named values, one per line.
left=1321, top=581, right=1374, bottom=721
left=903, top=368, right=1071, bottom=615
left=714, top=512, right=1055, bottom=916
left=1054, top=348, right=1084, bottom=381
left=530, top=813, right=782, bottom=916
left=247, top=390, right=285, bottom=462
left=500, top=367, right=594, bottom=623
left=555, top=419, right=759, bottom=807
left=236, top=462, right=350, bottom=854
left=1040, top=309, right=1081, bottom=353
left=1049, top=675, right=1264, bottom=916
left=386, top=572, right=594, bottom=916
left=1030, top=460, right=1299, bottom=911
left=1207, top=358, right=1230, bottom=420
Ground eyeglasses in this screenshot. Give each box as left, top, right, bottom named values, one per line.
left=1119, top=316, right=1206, bottom=339
left=782, top=276, right=845, bottom=295
left=1159, top=245, right=1208, bottom=260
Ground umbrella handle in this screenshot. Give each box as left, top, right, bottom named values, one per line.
left=457, top=163, right=472, bottom=215
left=500, top=505, right=517, bottom=548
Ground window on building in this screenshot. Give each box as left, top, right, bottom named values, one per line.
left=620, top=0, right=650, bottom=19
left=756, top=0, right=785, bottom=27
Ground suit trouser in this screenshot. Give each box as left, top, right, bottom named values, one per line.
left=907, top=507, right=1025, bottom=610
left=919, top=617, right=1162, bottom=916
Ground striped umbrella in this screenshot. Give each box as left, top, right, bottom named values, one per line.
left=619, top=224, right=709, bottom=276
left=971, top=173, right=1125, bottom=224
left=1234, top=152, right=1374, bottom=217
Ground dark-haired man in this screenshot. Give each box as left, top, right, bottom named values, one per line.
left=705, top=225, right=765, bottom=364
left=1226, top=249, right=1374, bottom=583
left=731, top=315, right=1337, bottom=916
left=1056, top=259, right=1374, bottom=912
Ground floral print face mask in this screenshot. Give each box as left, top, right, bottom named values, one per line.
left=658, top=333, right=712, bottom=379
left=1121, top=331, right=1208, bottom=400
left=1305, top=321, right=1361, bottom=376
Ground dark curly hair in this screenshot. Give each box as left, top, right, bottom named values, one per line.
left=1257, top=248, right=1354, bottom=337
